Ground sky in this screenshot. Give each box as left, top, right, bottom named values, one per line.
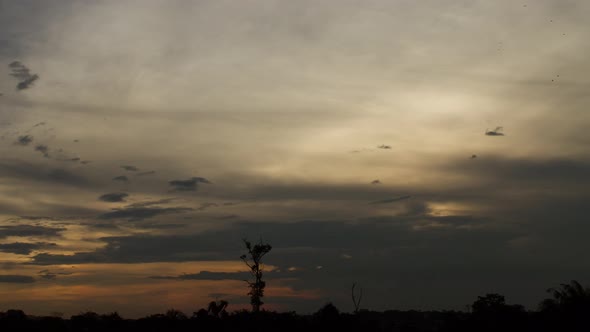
left=1, top=0, right=590, bottom=318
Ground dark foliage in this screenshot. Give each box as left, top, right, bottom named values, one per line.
left=1, top=280, right=590, bottom=332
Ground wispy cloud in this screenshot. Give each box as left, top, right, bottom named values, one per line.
left=15, top=135, right=33, bottom=146
left=369, top=196, right=411, bottom=204
left=121, top=165, right=139, bottom=171
left=9, top=61, right=39, bottom=90
left=98, top=207, right=193, bottom=221
left=0, top=275, right=35, bottom=283
left=98, top=192, right=129, bottom=203
left=169, top=177, right=211, bottom=191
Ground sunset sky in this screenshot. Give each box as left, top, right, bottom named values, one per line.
left=1, top=0, right=589, bottom=317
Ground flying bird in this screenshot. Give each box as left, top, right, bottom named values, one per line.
left=485, top=127, right=505, bottom=136
left=377, top=144, right=392, bottom=149
left=471, top=154, right=477, bottom=159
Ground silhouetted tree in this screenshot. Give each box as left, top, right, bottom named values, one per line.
left=207, top=300, right=228, bottom=318
left=472, top=293, right=507, bottom=314
left=541, top=280, right=590, bottom=311
left=470, top=293, right=526, bottom=331
left=351, top=282, right=363, bottom=313
left=539, top=280, right=590, bottom=330
left=240, top=238, right=272, bottom=312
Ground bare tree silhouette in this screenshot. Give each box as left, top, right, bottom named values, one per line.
left=351, top=282, right=363, bottom=313
left=240, top=238, right=272, bottom=312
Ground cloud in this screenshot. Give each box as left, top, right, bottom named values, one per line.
left=98, top=206, right=193, bottom=221
left=197, top=202, right=218, bottom=211
left=0, top=160, right=92, bottom=188
left=150, top=271, right=252, bottom=281
left=9, top=61, right=39, bottom=90
left=137, top=170, right=156, bottom=176
left=37, top=269, right=73, bottom=280
left=0, top=275, right=35, bottom=283
left=34, top=144, right=50, bottom=158
left=369, top=195, right=412, bottom=204
left=169, top=177, right=211, bottom=191
left=0, top=225, right=65, bottom=240
left=485, top=126, right=505, bottom=136
left=0, top=242, right=57, bottom=255
left=112, top=175, right=129, bottom=182
left=125, top=198, right=177, bottom=208
left=121, top=165, right=139, bottom=171
left=215, top=214, right=239, bottom=220
left=98, top=192, right=129, bottom=203
left=15, top=135, right=33, bottom=146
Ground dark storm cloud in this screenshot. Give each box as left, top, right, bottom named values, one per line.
left=134, top=223, right=187, bottom=230
left=9, top=61, right=39, bottom=90
left=0, top=275, right=35, bottom=283
left=215, top=214, right=239, bottom=220
left=0, top=242, right=57, bottom=255
left=30, top=215, right=497, bottom=265
left=447, top=156, right=590, bottom=185
left=112, top=175, right=129, bottom=182
left=98, top=192, right=129, bottom=203
left=169, top=177, right=212, bottom=191
left=47, top=168, right=88, bottom=186
left=0, top=225, right=65, bottom=240
left=121, top=165, right=139, bottom=171
left=150, top=271, right=251, bottom=281
left=34, top=144, right=50, bottom=158
left=98, top=206, right=193, bottom=221
left=369, top=195, right=412, bottom=204
left=15, top=135, right=33, bottom=146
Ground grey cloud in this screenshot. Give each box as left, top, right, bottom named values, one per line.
left=0, top=275, right=35, bottom=283
left=112, top=175, right=129, bottom=182
left=121, top=165, right=139, bottom=171
left=215, top=214, right=239, bottom=220
left=169, top=177, right=212, bottom=191
left=125, top=198, right=177, bottom=208
left=485, top=127, right=505, bottom=136
left=47, top=168, right=88, bottom=186
left=135, top=223, right=187, bottom=230
left=37, top=269, right=73, bottom=280
left=0, top=225, right=65, bottom=240
left=15, top=135, right=33, bottom=146
left=98, top=192, right=129, bottom=203
left=30, top=215, right=494, bottom=265
left=447, top=156, right=590, bottom=185
left=34, top=144, right=50, bottom=158
left=9, top=61, right=39, bottom=90
left=369, top=195, right=411, bottom=204
left=150, top=271, right=251, bottom=281
left=0, top=242, right=57, bottom=255
left=197, top=202, right=218, bottom=211
left=98, top=206, right=193, bottom=221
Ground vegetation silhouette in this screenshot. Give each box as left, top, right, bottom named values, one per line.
left=240, top=238, right=272, bottom=313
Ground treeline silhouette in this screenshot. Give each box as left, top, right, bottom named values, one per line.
left=1, top=280, right=589, bottom=332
